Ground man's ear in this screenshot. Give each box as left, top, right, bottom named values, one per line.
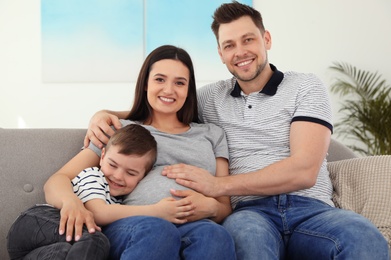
left=264, top=30, right=272, bottom=50
left=218, top=46, right=225, bottom=64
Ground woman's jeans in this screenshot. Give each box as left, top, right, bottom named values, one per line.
left=7, top=205, right=109, bottom=260
left=223, top=195, right=389, bottom=260
left=103, top=216, right=236, bottom=260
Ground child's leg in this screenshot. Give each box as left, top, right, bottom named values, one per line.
left=7, top=205, right=64, bottom=259
left=7, top=204, right=110, bottom=260
left=24, top=242, right=72, bottom=260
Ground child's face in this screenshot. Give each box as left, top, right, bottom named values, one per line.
left=100, top=145, right=151, bottom=197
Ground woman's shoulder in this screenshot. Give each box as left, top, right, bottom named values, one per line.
left=190, top=122, right=224, bottom=133
left=119, top=119, right=139, bottom=127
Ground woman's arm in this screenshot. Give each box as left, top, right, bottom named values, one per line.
left=169, top=157, right=232, bottom=223
left=84, top=110, right=129, bottom=148
left=44, top=148, right=101, bottom=241
left=85, top=196, right=195, bottom=226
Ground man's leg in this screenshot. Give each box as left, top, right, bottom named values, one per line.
left=103, top=216, right=181, bottom=260
left=223, top=199, right=285, bottom=260
left=286, top=196, right=390, bottom=259
left=178, top=219, right=236, bottom=260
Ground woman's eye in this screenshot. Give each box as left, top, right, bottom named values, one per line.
left=155, top=78, right=164, bottom=82
left=109, top=164, right=117, bottom=168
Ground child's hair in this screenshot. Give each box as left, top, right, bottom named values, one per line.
left=105, top=124, right=157, bottom=172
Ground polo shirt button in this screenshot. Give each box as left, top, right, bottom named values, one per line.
left=248, top=105, right=252, bottom=109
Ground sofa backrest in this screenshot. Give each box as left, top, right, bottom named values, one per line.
left=0, top=128, right=357, bottom=259
left=0, top=128, right=86, bottom=258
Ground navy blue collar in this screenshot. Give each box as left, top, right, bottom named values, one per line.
left=230, top=64, right=284, bottom=97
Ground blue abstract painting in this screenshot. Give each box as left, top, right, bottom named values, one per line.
left=41, top=0, right=252, bottom=82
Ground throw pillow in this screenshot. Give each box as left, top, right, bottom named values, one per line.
left=327, top=156, right=391, bottom=250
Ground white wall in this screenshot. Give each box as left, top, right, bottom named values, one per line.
left=1, top=0, right=391, bottom=142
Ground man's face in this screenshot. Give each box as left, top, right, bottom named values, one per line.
left=217, top=16, right=271, bottom=84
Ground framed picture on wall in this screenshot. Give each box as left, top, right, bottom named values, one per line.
left=41, top=0, right=252, bottom=83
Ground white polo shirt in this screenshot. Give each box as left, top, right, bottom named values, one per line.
left=197, top=64, right=334, bottom=208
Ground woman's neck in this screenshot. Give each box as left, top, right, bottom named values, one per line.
left=145, top=114, right=190, bottom=134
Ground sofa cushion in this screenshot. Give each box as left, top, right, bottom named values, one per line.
left=327, top=156, right=391, bottom=249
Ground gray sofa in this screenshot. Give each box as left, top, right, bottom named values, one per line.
left=0, top=128, right=382, bottom=259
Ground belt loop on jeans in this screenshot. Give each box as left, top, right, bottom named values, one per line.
left=277, top=194, right=288, bottom=210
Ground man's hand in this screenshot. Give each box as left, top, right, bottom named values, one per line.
left=59, top=200, right=101, bottom=242
left=162, top=164, right=221, bottom=197
left=83, top=110, right=122, bottom=148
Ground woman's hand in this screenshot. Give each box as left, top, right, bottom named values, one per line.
left=59, top=199, right=101, bottom=242
left=83, top=110, right=123, bottom=148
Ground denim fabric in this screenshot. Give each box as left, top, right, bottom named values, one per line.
left=223, top=195, right=389, bottom=260
left=7, top=205, right=109, bottom=260
left=103, top=216, right=236, bottom=260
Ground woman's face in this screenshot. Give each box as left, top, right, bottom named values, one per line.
left=146, top=59, right=189, bottom=118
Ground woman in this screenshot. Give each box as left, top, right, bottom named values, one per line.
left=44, top=45, right=235, bottom=259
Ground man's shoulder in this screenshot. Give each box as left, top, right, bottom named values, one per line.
left=199, top=78, right=236, bottom=94
left=283, top=71, right=320, bottom=83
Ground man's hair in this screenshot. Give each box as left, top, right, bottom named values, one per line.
left=105, top=124, right=157, bottom=172
left=211, top=1, right=265, bottom=42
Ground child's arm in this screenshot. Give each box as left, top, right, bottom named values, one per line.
left=84, top=196, right=195, bottom=226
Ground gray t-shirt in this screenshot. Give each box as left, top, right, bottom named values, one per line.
left=88, top=119, right=228, bottom=205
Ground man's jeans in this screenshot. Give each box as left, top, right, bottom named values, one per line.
left=7, top=205, right=109, bottom=260
left=103, top=216, right=236, bottom=260
left=223, top=195, right=389, bottom=260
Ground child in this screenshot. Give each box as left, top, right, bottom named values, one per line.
left=7, top=124, right=158, bottom=260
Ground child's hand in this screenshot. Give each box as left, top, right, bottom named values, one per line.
left=154, top=192, right=195, bottom=224
left=170, top=189, right=217, bottom=222
left=59, top=199, right=101, bottom=241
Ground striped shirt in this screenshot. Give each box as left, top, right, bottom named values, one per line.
left=72, top=167, right=122, bottom=205
left=197, top=64, right=334, bottom=208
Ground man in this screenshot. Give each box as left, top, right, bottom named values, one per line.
left=86, top=1, right=389, bottom=259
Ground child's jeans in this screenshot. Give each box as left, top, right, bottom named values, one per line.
left=7, top=204, right=109, bottom=260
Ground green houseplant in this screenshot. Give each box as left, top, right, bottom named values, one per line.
left=329, top=62, right=391, bottom=156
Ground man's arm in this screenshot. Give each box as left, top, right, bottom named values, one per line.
left=84, top=110, right=129, bottom=148
left=163, top=121, right=331, bottom=197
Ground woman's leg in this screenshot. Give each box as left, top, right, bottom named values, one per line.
left=178, top=219, right=236, bottom=260
left=103, top=216, right=181, bottom=260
